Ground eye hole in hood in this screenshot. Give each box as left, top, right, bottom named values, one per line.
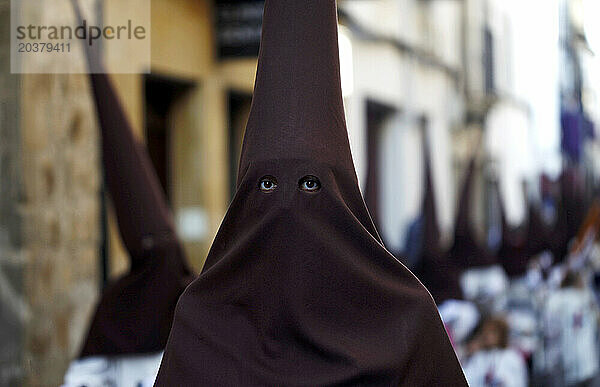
left=299, top=175, right=321, bottom=192
left=259, top=175, right=278, bottom=193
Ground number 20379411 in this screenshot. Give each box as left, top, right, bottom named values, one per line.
left=17, top=42, right=71, bottom=53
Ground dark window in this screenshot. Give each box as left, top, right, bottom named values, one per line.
left=228, top=92, right=252, bottom=198
left=365, top=100, right=395, bottom=229
left=144, top=74, right=194, bottom=201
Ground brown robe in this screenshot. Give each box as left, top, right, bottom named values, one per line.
left=72, top=0, right=194, bottom=358
left=448, top=156, right=497, bottom=269
left=155, top=1, right=466, bottom=385
left=414, top=126, right=463, bottom=304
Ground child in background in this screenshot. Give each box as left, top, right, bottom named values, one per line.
left=464, top=317, right=529, bottom=387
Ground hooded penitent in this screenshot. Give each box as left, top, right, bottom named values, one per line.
left=540, top=173, right=569, bottom=262
left=413, top=127, right=463, bottom=304
left=449, top=155, right=496, bottom=269
left=72, top=1, right=194, bottom=357
left=524, top=200, right=551, bottom=259
left=560, top=167, right=587, bottom=247
left=155, top=1, right=466, bottom=385
left=495, top=181, right=530, bottom=278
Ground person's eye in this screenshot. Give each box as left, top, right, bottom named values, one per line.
left=299, top=175, right=321, bottom=192
left=259, top=176, right=278, bottom=193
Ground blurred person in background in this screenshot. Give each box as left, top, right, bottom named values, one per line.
left=463, top=316, right=529, bottom=387
left=544, top=271, right=600, bottom=387
left=61, top=2, right=195, bottom=385
left=439, top=299, right=481, bottom=360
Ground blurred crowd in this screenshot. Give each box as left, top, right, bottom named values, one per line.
left=438, top=194, right=600, bottom=387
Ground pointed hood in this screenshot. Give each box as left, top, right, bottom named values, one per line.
left=545, top=166, right=589, bottom=262
left=522, top=178, right=553, bottom=261
left=541, top=172, right=571, bottom=262
left=237, top=0, right=354, bottom=181
left=449, top=154, right=496, bottom=269
left=414, top=126, right=462, bottom=303
left=421, top=126, right=441, bottom=249
left=524, top=201, right=551, bottom=257
left=156, top=1, right=466, bottom=385
left=71, top=0, right=194, bottom=358
left=560, top=167, right=587, bottom=245
left=539, top=173, right=568, bottom=262
left=495, top=180, right=530, bottom=277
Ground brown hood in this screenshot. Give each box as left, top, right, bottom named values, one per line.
left=449, top=155, right=496, bottom=269
left=155, top=1, right=466, bottom=385
left=71, top=0, right=194, bottom=358
left=414, top=125, right=463, bottom=303
left=495, top=181, right=531, bottom=277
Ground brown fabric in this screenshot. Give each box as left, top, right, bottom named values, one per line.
left=524, top=203, right=550, bottom=258
left=527, top=170, right=584, bottom=264
left=542, top=167, right=588, bottom=263
left=71, top=0, right=194, bottom=357
left=560, top=167, right=587, bottom=248
left=155, top=1, right=466, bottom=385
left=449, top=155, right=496, bottom=269
left=495, top=181, right=530, bottom=277
left=414, top=127, right=463, bottom=304
left=542, top=173, right=570, bottom=263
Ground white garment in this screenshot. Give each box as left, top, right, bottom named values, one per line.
left=438, top=299, right=480, bottom=344
left=544, top=287, right=600, bottom=385
left=464, top=349, right=528, bottom=387
left=506, top=308, right=538, bottom=357
left=461, top=265, right=509, bottom=310
left=62, top=352, right=162, bottom=387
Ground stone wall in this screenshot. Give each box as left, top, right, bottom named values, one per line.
left=0, top=0, right=250, bottom=384
left=21, top=70, right=101, bottom=385
left=0, top=0, right=26, bottom=384
left=0, top=0, right=102, bottom=385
